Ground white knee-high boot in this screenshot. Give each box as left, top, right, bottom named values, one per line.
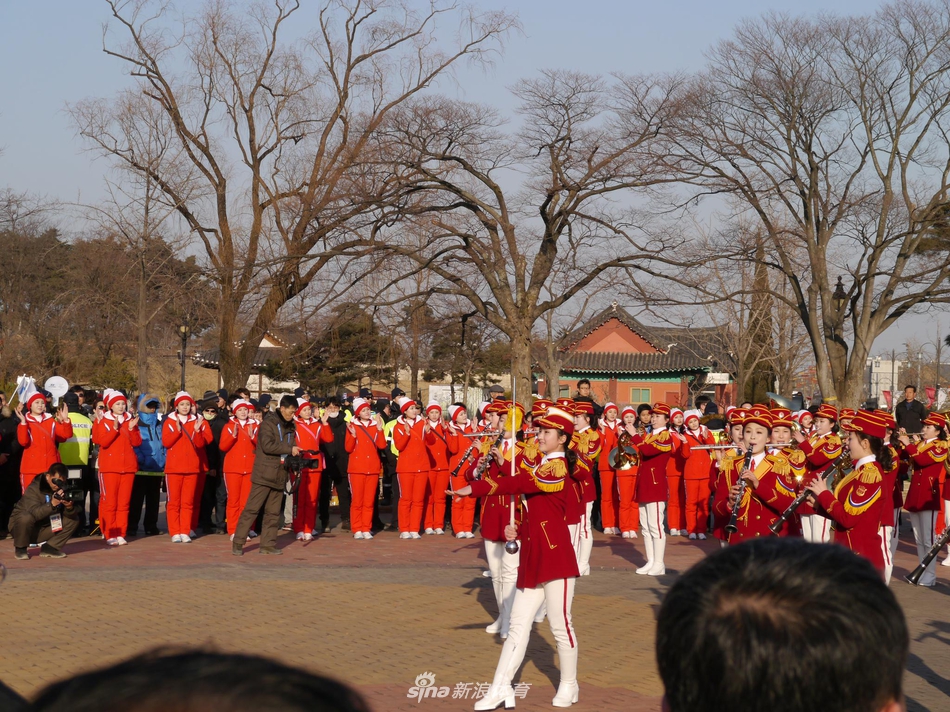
left=636, top=535, right=654, bottom=574
left=648, top=535, right=666, bottom=575
left=552, top=643, right=579, bottom=707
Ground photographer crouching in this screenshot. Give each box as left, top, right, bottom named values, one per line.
left=10, top=463, right=81, bottom=560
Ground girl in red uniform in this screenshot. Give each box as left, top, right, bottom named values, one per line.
left=162, top=392, right=212, bottom=542
left=682, top=409, right=715, bottom=539
left=897, top=412, right=948, bottom=587
left=423, top=401, right=451, bottom=535
left=292, top=399, right=333, bottom=541
left=792, top=404, right=843, bottom=543
left=569, top=401, right=600, bottom=576
left=92, top=390, right=142, bottom=546
left=345, top=397, right=386, bottom=539
left=16, top=392, right=73, bottom=493
left=393, top=397, right=428, bottom=539
left=806, top=410, right=889, bottom=574
left=218, top=398, right=258, bottom=539
left=452, top=405, right=582, bottom=710
left=617, top=405, right=640, bottom=539
left=597, top=402, right=621, bottom=535
left=633, top=403, right=674, bottom=576
left=666, top=408, right=689, bottom=536
left=446, top=404, right=477, bottom=538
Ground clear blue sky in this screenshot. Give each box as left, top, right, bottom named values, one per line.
left=1, top=0, right=927, bottom=349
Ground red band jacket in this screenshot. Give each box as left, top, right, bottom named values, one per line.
left=470, top=452, right=580, bottom=589
left=816, top=457, right=885, bottom=570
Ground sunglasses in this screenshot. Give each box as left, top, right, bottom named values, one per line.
left=203, top=409, right=218, bottom=414
left=96, top=406, right=105, bottom=411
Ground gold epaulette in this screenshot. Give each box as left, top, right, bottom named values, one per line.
left=783, top=448, right=806, bottom=466
left=654, top=430, right=670, bottom=443
left=858, top=462, right=882, bottom=485
left=532, top=458, right=568, bottom=493
left=517, top=439, right=541, bottom=464
left=765, top=451, right=790, bottom=477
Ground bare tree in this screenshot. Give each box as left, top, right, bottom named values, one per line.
left=71, top=0, right=516, bottom=389
left=376, top=69, right=689, bottom=398
left=658, top=4, right=950, bottom=406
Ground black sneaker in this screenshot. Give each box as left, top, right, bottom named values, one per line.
left=341, top=521, right=351, bottom=533
left=259, top=546, right=283, bottom=555
left=39, top=544, right=66, bottom=559
left=14, top=547, right=28, bottom=560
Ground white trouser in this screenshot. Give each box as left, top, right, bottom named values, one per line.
left=908, top=510, right=938, bottom=587
left=639, top=501, right=666, bottom=540
left=484, top=540, right=519, bottom=630
left=801, top=514, right=832, bottom=543
left=486, top=579, right=577, bottom=690
left=880, top=525, right=894, bottom=585
left=569, top=522, right=580, bottom=561
left=577, top=501, right=594, bottom=576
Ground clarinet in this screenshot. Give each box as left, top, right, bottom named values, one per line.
left=449, top=430, right=483, bottom=478
left=906, top=527, right=950, bottom=585
left=768, top=455, right=844, bottom=535
left=470, top=430, right=506, bottom=480
left=724, top=445, right=755, bottom=534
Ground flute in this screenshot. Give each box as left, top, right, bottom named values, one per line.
left=691, top=442, right=793, bottom=451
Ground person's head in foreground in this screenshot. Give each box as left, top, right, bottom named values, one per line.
left=656, top=538, right=908, bottom=712
left=29, top=648, right=370, bottom=712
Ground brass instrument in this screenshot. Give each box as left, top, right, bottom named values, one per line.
left=609, top=430, right=639, bottom=470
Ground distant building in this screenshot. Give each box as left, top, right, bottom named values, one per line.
left=192, top=332, right=299, bottom=397
left=537, top=304, right=737, bottom=409
left=865, top=356, right=903, bottom=409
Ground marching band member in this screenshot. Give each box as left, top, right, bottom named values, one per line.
left=792, top=404, right=842, bottom=543
left=292, top=399, right=333, bottom=541
left=162, top=391, right=212, bottom=543
left=446, top=404, right=478, bottom=539
left=345, top=397, right=387, bottom=540
left=393, top=396, right=429, bottom=539
left=570, top=401, right=600, bottom=576
left=218, top=398, right=258, bottom=539
left=875, top=412, right=901, bottom=583
left=633, top=403, right=674, bottom=575
left=16, top=391, right=73, bottom=494
left=805, top=410, right=889, bottom=573
left=597, top=402, right=621, bottom=535
left=451, top=405, right=581, bottom=710
left=897, top=412, right=948, bottom=587
left=682, top=410, right=715, bottom=540
left=713, top=406, right=797, bottom=542
left=476, top=401, right=522, bottom=639
left=666, top=408, right=689, bottom=536
left=91, top=390, right=141, bottom=546
left=423, top=401, right=451, bottom=535
left=617, top=406, right=640, bottom=539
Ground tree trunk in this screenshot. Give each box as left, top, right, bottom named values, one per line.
left=136, top=254, right=149, bottom=393
left=509, top=326, right=534, bottom=411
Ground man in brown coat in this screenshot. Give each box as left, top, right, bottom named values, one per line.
left=11, top=463, right=80, bottom=559
left=232, top=395, right=299, bottom=555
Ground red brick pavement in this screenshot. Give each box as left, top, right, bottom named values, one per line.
left=1, top=526, right=949, bottom=711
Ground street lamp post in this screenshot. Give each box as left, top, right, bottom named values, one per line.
left=179, top=325, right=190, bottom=392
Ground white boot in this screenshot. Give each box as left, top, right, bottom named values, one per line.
left=635, top=535, right=654, bottom=574
left=486, top=575, right=504, bottom=634
left=473, top=684, right=515, bottom=710
left=648, top=536, right=666, bottom=576
left=552, top=642, right=579, bottom=707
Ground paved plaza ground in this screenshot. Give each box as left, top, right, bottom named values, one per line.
left=1, top=519, right=949, bottom=711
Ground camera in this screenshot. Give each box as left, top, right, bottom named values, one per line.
left=51, top=470, right=85, bottom=505
left=283, top=450, right=322, bottom=473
